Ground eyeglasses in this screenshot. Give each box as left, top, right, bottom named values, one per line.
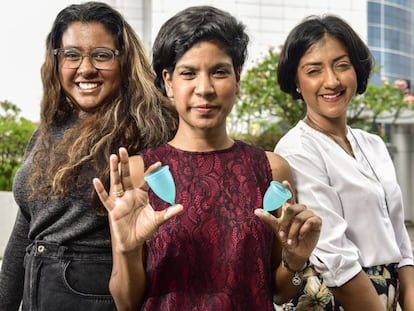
left=53, top=47, right=120, bottom=70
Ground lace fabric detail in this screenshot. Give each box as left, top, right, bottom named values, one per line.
left=141, top=141, right=275, bottom=310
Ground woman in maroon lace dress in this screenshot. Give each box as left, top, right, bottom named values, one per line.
left=93, top=6, right=322, bottom=311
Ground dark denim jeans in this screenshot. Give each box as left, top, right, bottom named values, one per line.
left=22, top=241, right=116, bottom=311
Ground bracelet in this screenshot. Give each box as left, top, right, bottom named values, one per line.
left=281, top=249, right=310, bottom=286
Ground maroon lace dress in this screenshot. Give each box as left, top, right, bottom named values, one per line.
left=141, top=140, right=276, bottom=310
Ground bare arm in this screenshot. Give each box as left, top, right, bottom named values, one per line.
left=109, top=245, right=146, bottom=311
left=329, top=271, right=384, bottom=310
left=93, top=148, right=183, bottom=310
left=255, top=152, right=322, bottom=304
left=398, top=265, right=414, bottom=310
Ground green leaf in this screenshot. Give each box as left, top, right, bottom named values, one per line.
left=230, top=49, right=414, bottom=149
left=0, top=100, right=37, bottom=190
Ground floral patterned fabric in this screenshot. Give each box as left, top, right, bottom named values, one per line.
left=141, top=141, right=276, bottom=311
left=281, top=264, right=399, bottom=311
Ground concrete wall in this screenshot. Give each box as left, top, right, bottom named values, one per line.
left=391, top=124, right=414, bottom=222
left=0, top=191, right=18, bottom=258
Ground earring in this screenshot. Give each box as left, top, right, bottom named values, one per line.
left=169, top=97, right=175, bottom=105
left=296, top=88, right=301, bottom=94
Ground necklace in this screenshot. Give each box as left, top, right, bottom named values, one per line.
left=304, top=115, right=355, bottom=157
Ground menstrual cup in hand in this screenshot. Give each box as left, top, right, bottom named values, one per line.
left=144, top=165, right=176, bottom=205
left=263, top=181, right=292, bottom=212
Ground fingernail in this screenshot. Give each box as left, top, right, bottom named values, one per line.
left=279, top=231, right=285, bottom=238
left=287, top=239, right=293, bottom=246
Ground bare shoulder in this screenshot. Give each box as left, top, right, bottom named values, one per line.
left=265, top=151, right=290, bottom=171
left=265, top=151, right=293, bottom=183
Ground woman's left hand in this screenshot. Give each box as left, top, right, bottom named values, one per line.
left=255, top=187, right=322, bottom=265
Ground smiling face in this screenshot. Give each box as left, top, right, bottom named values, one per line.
left=163, top=41, right=240, bottom=134
left=297, top=34, right=357, bottom=123
left=58, top=22, right=121, bottom=113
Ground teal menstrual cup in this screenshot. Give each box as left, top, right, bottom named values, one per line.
left=263, top=181, right=292, bottom=212
left=144, top=165, right=176, bottom=205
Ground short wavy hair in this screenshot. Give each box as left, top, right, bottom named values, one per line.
left=152, top=5, right=249, bottom=96
left=277, top=14, right=374, bottom=100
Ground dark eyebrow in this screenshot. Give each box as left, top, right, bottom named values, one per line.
left=213, top=62, right=233, bottom=68
left=60, top=47, right=81, bottom=50
left=176, top=62, right=233, bottom=71
left=301, top=54, right=350, bottom=68
left=175, top=65, right=194, bottom=71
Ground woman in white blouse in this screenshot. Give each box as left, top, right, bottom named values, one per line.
left=275, top=14, right=414, bottom=311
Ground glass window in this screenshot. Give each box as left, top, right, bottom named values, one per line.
left=368, top=26, right=381, bottom=47
left=368, top=2, right=381, bottom=24
left=384, top=6, right=409, bottom=29
left=383, top=0, right=413, bottom=9
left=372, top=50, right=381, bottom=65
left=384, top=29, right=411, bottom=53
left=384, top=53, right=412, bottom=78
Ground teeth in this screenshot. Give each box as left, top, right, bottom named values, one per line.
left=323, top=93, right=339, bottom=99
left=78, top=82, right=99, bottom=90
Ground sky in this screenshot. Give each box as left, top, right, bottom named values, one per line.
left=0, top=1, right=83, bottom=121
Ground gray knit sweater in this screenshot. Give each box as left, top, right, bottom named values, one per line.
left=0, top=118, right=112, bottom=310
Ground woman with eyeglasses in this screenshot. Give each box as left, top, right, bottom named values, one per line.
left=0, top=2, right=177, bottom=310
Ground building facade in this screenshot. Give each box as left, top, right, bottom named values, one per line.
left=110, top=0, right=414, bottom=220
left=113, top=0, right=414, bottom=88
left=112, top=0, right=368, bottom=69
left=368, top=0, right=414, bottom=87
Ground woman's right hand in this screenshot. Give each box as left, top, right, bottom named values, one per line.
left=93, top=147, right=184, bottom=253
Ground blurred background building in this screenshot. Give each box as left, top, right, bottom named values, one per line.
left=108, top=0, right=414, bottom=88
left=109, top=0, right=414, bottom=220
left=367, top=0, right=414, bottom=87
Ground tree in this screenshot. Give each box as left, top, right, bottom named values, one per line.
left=229, top=48, right=300, bottom=150
left=0, top=100, right=37, bottom=190
left=347, top=78, right=409, bottom=139
left=231, top=48, right=413, bottom=149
